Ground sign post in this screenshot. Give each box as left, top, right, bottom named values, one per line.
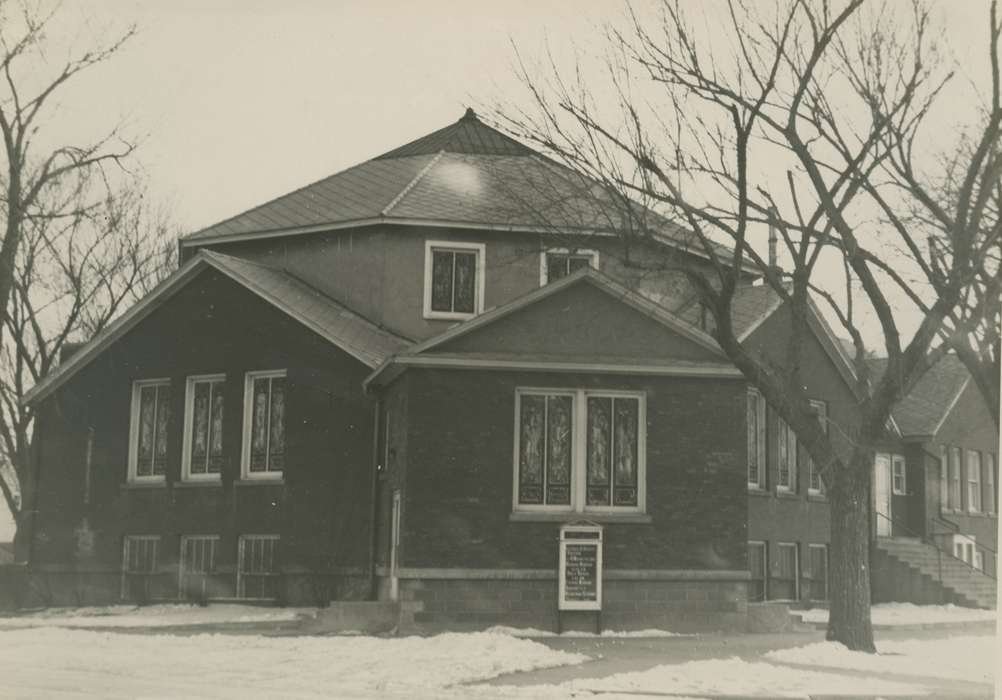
left=558, top=523, right=603, bottom=613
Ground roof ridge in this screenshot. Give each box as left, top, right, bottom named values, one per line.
left=183, top=154, right=434, bottom=241
left=381, top=150, right=446, bottom=216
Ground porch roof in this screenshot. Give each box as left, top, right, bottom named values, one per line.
left=23, top=251, right=410, bottom=406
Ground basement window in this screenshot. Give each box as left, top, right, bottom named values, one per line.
left=121, top=536, right=160, bottom=601
left=770, top=542, right=799, bottom=601
left=179, top=535, right=219, bottom=602
left=748, top=541, right=767, bottom=602
left=424, top=241, right=485, bottom=319
left=805, top=544, right=829, bottom=601
left=238, top=535, right=280, bottom=600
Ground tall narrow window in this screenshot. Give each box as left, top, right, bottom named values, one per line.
left=242, top=371, right=286, bottom=479
left=128, top=380, right=170, bottom=482
left=770, top=542, right=799, bottom=601
left=949, top=446, right=962, bottom=509
left=238, top=535, right=280, bottom=599
left=986, top=453, right=996, bottom=514
left=777, top=417, right=797, bottom=493
left=514, top=388, right=646, bottom=513
left=940, top=445, right=949, bottom=511
left=747, top=389, right=766, bottom=489
left=807, top=400, right=828, bottom=495
left=892, top=455, right=907, bottom=495
left=183, top=375, right=225, bottom=480
left=121, top=536, right=160, bottom=601
left=748, top=541, right=767, bottom=602
left=540, top=248, right=598, bottom=284
left=967, top=450, right=982, bottom=513
left=179, top=536, right=219, bottom=601
left=424, top=241, right=485, bottom=318
left=806, top=544, right=828, bottom=601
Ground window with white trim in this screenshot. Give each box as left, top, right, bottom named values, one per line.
left=540, top=248, right=598, bottom=285
left=121, top=536, right=160, bottom=601
left=514, top=388, right=645, bottom=513
left=747, top=388, right=766, bottom=490
left=770, top=542, right=799, bottom=601
left=776, top=416, right=797, bottom=493
left=128, top=379, right=171, bottom=482
left=237, top=535, right=280, bottom=599
left=805, top=544, right=828, bottom=601
left=967, top=450, right=982, bottom=512
left=949, top=446, right=962, bottom=510
left=182, top=375, right=225, bottom=481
left=423, top=241, right=485, bottom=319
left=807, top=400, right=828, bottom=495
left=986, top=453, right=996, bottom=514
left=940, top=445, right=949, bottom=510
left=241, top=371, right=286, bottom=479
left=891, top=454, right=906, bottom=495
left=748, top=541, right=767, bottom=602
left=179, top=535, right=219, bottom=601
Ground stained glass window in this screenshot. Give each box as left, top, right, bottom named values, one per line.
left=747, top=389, right=767, bottom=488
left=429, top=247, right=478, bottom=314
left=246, top=373, right=286, bottom=476
left=187, top=378, right=225, bottom=477
left=133, top=381, right=170, bottom=479
left=517, top=393, right=572, bottom=505
left=807, top=400, right=827, bottom=493
left=777, top=416, right=797, bottom=492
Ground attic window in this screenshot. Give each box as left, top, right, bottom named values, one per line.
left=540, top=248, right=598, bottom=285
left=424, top=241, right=485, bottom=320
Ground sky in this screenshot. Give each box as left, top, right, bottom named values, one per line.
left=0, top=0, right=994, bottom=541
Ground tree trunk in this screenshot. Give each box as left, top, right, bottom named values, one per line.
left=826, top=453, right=876, bottom=652
left=11, top=445, right=36, bottom=564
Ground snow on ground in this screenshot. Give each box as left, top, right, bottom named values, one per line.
left=502, top=657, right=925, bottom=697
left=486, top=625, right=685, bottom=638
left=799, top=602, right=996, bottom=626
left=0, top=603, right=312, bottom=628
left=766, top=634, right=996, bottom=683
left=0, top=627, right=589, bottom=699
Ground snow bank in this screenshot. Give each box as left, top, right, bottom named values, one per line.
left=0, top=627, right=588, bottom=698
left=0, top=604, right=310, bottom=628
left=799, top=602, right=996, bottom=626
left=485, top=625, right=685, bottom=638
left=766, top=634, right=995, bottom=683
left=509, top=657, right=924, bottom=697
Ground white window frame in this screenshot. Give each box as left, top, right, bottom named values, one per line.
left=539, top=247, right=599, bottom=285
left=121, top=535, right=160, bottom=600
left=127, top=378, right=171, bottom=483
left=949, top=446, right=963, bottom=510
left=807, top=399, right=828, bottom=496
left=512, top=387, right=647, bottom=515
left=748, top=540, right=767, bottom=601
left=237, top=534, right=280, bottom=600
left=940, top=445, right=949, bottom=511
left=747, top=388, right=767, bottom=490
left=181, top=374, right=226, bottom=482
left=240, top=370, right=287, bottom=481
left=772, top=542, right=800, bottom=601
left=776, top=416, right=797, bottom=493
left=423, top=240, right=486, bottom=320
left=891, top=454, right=906, bottom=495
left=967, top=450, right=982, bottom=513
left=986, top=453, right=996, bottom=514
left=178, top=535, right=220, bottom=600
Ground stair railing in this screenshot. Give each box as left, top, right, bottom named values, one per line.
left=875, top=510, right=996, bottom=584
left=929, top=514, right=997, bottom=580
left=874, top=511, right=945, bottom=597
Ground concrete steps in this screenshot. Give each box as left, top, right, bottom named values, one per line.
left=874, top=537, right=996, bottom=609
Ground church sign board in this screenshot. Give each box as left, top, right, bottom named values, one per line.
left=558, top=523, right=603, bottom=611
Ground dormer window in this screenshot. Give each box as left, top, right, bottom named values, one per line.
left=540, top=248, right=598, bottom=285
left=424, top=241, right=485, bottom=320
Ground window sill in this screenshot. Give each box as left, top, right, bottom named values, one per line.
left=775, top=491, right=800, bottom=500
left=807, top=493, right=828, bottom=503
left=121, top=481, right=166, bottom=490
left=423, top=310, right=478, bottom=321
left=173, top=480, right=223, bottom=489
left=509, top=511, right=652, bottom=524
left=748, top=488, right=771, bottom=497
left=234, top=478, right=284, bottom=487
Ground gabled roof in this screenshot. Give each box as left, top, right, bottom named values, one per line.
left=365, top=267, right=736, bottom=388
left=23, top=251, right=410, bottom=406
left=868, top=354, right=972, bottom=438
left=181, top=110, right=757, bottom=274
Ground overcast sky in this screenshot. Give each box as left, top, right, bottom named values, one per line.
left=0, top=0, right=992, bottom=541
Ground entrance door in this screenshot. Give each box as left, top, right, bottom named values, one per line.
left=875, top=453, right=892, bottom=536
left=389, top=490, right=401, bottom=601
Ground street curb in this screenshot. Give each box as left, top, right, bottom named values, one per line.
left=811, top=618, right=995, bottom=631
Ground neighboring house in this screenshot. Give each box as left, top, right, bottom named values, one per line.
left=21, top=108, right=996, bottom=630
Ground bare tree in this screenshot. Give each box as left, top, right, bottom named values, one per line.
left=1, top=0, right=137, bottom=341
left=496, top=0, right=1001, bottom=651
left=0, top=174, right=176, bottom=559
